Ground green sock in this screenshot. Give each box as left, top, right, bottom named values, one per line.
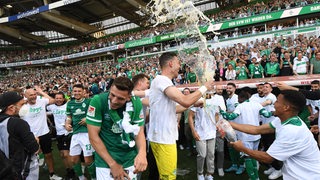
left=245, top=158, right=257, bottom=180
left=251, top=158, right=259, bottom=179
left=39, top=153, right=44, bottom=159
left=73, top=162, right=83, bottom=177
left=87, top=162, right=96, bottom=179
left=228, top=147, right=240, bottom=166
left=239, top=155, right=245, bottom=165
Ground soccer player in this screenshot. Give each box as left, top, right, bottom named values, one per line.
left=87, top=77, right=147, bottom=180
left=65, top=84, right=95, bottom=180
left=230, top=90, right=320, bottom=179
left=148, top=52, right=214, bottom=179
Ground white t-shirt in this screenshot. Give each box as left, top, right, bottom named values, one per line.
left=20, top=98, right=50, bottom=137
left=267, top=117, right=320, bottom=180
left=233, top=101, right=261, bottom=141
left=261, top=93, right=277, bottom=124
left=47, top=103, right=69, bottom=136
left=190, top=98, right=219, bottom=140
left=148, top=75, right=178, bottom=144
left=226, top=94, right=238, bottom=112
left=211, top=94, right=226, bottom=111
left=293, top=57, right=309, bottom=74
left=250, top=93, right=265, bottom=104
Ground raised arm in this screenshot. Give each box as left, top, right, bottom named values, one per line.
left=276, top=82, right=320, bottom=100
left=165, top=80, right=214, bottom=108
left=34, top=86, right=55, bottom=104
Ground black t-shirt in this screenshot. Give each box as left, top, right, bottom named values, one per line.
left=280, top=57, right=293, bottom=76
left=1, top=115, right=39, bottom=175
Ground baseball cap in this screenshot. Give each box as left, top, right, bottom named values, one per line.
left=0, top=91, right=23, bottom=113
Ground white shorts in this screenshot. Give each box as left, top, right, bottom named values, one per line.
left=69, top=133, right=94, bottom=157
left=96, top=166, right=137, bottom=180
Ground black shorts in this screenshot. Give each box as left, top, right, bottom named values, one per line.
left=39, top=133, right=52, bottom=154
left=56, top=134, right=72, bottom=151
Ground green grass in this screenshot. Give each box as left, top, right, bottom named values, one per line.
left=40, top=141, right=282, bottom=180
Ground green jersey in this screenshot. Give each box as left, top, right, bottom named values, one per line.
left=86, top=93, right=144, bottom=168
left=236, top=66, right=248, bottom=80
left=311, top=58, right=320, bottom=74
left=187, top=72, right=197, bottom=83
left=66, top=98, right=91, bottom=134
left=260, top=49, right=271, bottom=57
left=265, top=62, right=280, bottom=75
left=249, top=64, right=264, bottom=78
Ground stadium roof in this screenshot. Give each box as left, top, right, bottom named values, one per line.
left=0, top=0, right=151, bottom=47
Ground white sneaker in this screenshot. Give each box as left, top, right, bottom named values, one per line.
left=263, top=167, right=275, bottom=175
left=268, top=169, right=282, bottom=179
left=218, top=168, right=224, bottom=177
left=205, top=174, right=214, bottom=180
left=49, top=174, right=63, bottom=180
left=197, top=174, right=205, bottom=180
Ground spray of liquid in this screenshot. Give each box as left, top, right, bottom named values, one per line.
left=147, top=0, right=216, bottom=84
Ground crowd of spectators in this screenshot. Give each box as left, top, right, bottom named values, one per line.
left=1, top=32, right=319, bottom=96
left=1, top=0, right=319, bottom=64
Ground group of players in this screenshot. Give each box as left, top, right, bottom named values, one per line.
left=1, top=52, right=320, bottom=180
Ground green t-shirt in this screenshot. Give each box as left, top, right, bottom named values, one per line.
left=86, top=93, right=144, bottom=168
left=311, top=58, right=320, bottom=74
left=66, top=98, right=91, bottom=134
left=187, top=72, right=197, bottom=83
left=260, top=49, right=271, bottom=57
left=265, top=62, right=280, bottom=75
left=236, top=66, right=248, bottom=80
left=249, top=64, right=264, bottom=78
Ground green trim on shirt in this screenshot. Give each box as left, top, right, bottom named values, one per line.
left=281, top=116, right=302, bottom=126
left=269, top=122, right=275, bottom=129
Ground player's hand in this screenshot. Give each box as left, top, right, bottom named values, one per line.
left=78, top=118, right=86, bottom=125
left=308, top=115, right=315, bottom=121
left=133, top=152, right=148, bottom=174
left=192, top=130, right=200, bottom=141
left=34, top=86, right=43, bottom=94
left=110, top=163, right=130, bottom=180
left=65, top=124, right=73, bottom=131
left=230, top=140, right=245, bottom=152
left=275, top=82, right=296, bottom=91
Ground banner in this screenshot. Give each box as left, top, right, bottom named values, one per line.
left=204, top=4, right=320, bottom=32
left=0, top=0, right=81, bottom=23
left=0, top=44, right=119, bottom=68
left=156, top=31, right=186, bottom=42
left=299, top=4, right=320, bottom=15
left=124, top=37, right=156, bottom=48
